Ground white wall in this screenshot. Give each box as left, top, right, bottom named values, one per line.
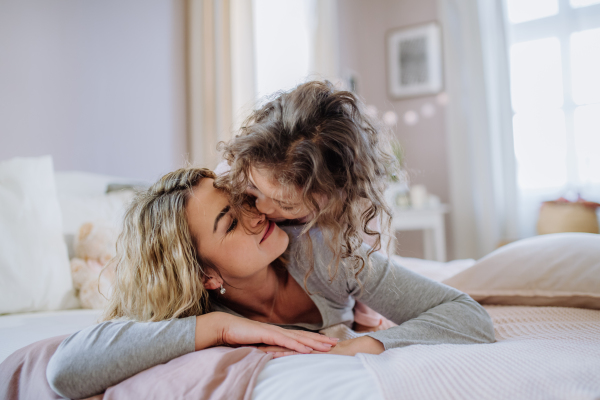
left=0, top=0, right=187, bottom=181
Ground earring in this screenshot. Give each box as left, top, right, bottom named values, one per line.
left=219, top=284, right=226, bottom=295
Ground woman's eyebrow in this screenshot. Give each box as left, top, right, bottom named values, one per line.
left=213, top=205, right=230, bottom=233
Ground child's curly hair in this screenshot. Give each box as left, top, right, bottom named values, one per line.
left=219, top=80, right=399, bottom=286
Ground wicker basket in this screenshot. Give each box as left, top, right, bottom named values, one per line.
left=537, top=201, right=599, bottom=235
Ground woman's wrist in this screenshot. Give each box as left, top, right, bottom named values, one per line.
left=194, top=312, right=221, bottom=351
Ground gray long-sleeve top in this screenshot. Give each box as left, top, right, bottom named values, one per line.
left=47, top=226, right=495, bottom=399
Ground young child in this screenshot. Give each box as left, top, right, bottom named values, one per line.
left=218, top=81, right=400, bottom=331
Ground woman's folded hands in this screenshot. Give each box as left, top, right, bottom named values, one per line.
left=194, top=312, right=339, bottom=354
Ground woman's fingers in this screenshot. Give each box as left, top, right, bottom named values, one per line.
left=293, top=330, right=339, bottom=345
left=289, top=330, right=339, bottom=352
left=271, top=327, right=339, bottom=350
left=266, top=327, right=338, bottom=353
left=289, top=334, right=333, bottom=352
left=219, top=314, right=339, bottom=354
left=264, top=331, right=315, bottom=353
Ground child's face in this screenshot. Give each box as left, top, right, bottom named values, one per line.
left=247, top=167, right=324, bottom=223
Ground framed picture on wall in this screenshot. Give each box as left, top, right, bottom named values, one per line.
left=387, top=22, right=443, bottom=99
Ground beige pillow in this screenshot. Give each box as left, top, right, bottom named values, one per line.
left=443, top=233, right=600, bottom=309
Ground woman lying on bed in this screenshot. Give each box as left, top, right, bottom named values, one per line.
left=47, top=167, right=495, bottom=399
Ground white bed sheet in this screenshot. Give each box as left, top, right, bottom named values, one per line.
left=253, top=354, right=382, bottom=400
left=0, top=309, right=102, bottom=363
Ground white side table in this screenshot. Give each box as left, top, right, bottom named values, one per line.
left=389, top=205, right=450, bottom=262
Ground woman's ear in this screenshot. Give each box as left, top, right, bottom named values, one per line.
left=202, top=273, right=222, bottom=290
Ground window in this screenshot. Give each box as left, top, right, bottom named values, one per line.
left=253, top=0, right=312, bottom=99
left=505, top=1, right=600, bottom=199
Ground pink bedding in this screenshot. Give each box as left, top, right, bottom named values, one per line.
left=0, top=335, right=67, bottom=399
left=0, top=335, right=272, bottom=400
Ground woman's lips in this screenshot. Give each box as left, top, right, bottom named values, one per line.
left=260, top=220, right=275, bottom=243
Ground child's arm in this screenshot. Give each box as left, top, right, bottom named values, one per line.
left=305, top=229, right=496, bottom=355
left=350, top=247, right=495, bottom=352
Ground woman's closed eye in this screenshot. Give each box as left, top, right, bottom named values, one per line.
left=227, top=217, right=238, bottom=233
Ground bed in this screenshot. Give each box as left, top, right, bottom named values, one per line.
left=2, top=259, right=599, bottom=400
left=1, top=157, right=600, bottom=400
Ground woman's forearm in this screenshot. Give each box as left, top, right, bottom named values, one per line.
left=47, top=316, right=197, bottom=399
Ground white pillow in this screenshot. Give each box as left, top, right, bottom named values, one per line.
left=54, top=170, right=138, bottom=198
left=58, top=190, right=136, bottom=236
left=391, top=256, right=475, bottom=282
left=443, top=233, right=600, bottom=310
left=0, top=156, right=78, bottom=314
left=54, top=171, right=140, bottom=258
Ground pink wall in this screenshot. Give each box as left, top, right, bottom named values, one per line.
left=0, top=0, right=187, bottom=182
left=338, top=0, right=453, bottom=259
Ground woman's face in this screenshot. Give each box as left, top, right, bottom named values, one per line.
left=186, top=178, right=289, bottom=281
left=247, top=167, right=322, bottom=223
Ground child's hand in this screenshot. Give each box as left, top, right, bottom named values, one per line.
left=353, top=301, right=397, bottom=333
left=311, top=336, right=384, bottom=356
left=354, top=316, right=397, bottom=333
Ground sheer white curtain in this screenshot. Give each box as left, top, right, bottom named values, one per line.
left=187, top=0, right=255, bottom=169
left=187, top=0, right=339, bottom=169
left=439, top=0, right=519, bottom=259
left=309, top=0, right=341, bottom=84
left=253, top=0, right=341, bottom=99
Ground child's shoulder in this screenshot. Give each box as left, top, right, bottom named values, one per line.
left=280, top=224, right=325, bottom=247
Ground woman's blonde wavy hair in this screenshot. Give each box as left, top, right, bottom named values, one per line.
left=102, top=167, right=217, bottom=322
left=219, top=80, right=400, bottom=285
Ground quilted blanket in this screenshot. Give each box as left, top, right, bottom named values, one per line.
left=357, top=306, right=600, bottom=400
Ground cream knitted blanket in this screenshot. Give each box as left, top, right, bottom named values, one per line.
left=354, top=306, right=600, bottom=400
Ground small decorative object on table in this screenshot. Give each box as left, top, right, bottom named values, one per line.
left=385, top=141, right=410, bottom=208
left=385, top=181, right=410, bottom=209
